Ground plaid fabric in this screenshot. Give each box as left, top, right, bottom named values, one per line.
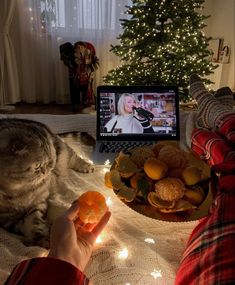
left=191, top=128, right=235, bottom=166
left=175, top=168, right=235, bottom=285
left=4, top=257, right=91, bottom=285
left=176, top=123, right=235, bottom=284
left=217, top=113, right=235, bottom=144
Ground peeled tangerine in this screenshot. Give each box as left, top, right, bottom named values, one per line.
left=148, top=178, right=196, bottom=213
left=158, top=145, right=188, bottom=169
left=78, top=191, right=108, bottom=224
left=130, top=146, right=156, bottom=168
left=154, top=177, right=186, bottom=202
left=148, top=192, right=176, bottom=209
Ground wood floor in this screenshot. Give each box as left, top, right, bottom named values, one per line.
left=0, top=102, right=89, bottom=115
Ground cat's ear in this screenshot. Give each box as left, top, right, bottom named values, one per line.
left=11, top=141, right=28, bottom=155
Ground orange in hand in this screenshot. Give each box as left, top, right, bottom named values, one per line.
left=78, top=191, right=108, bottom=224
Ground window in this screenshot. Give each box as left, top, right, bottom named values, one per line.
left=40, top=0, right=131, bottom=31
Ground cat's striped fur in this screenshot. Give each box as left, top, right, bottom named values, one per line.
left=0, top=118, right=94, bottom=247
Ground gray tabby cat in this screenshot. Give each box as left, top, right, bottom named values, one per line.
left=0, top=118, right=94, bottom=247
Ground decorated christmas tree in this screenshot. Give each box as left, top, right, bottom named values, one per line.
left=104, top=0, right=217, bottom=102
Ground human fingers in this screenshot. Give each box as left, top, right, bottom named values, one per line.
left=73, top=216, right=105, bottom=233
left=91, top=211, right=111, bottom=238
left=64, top=201, right=80, bottom=221
left=83, top=223, right=96, bottom=232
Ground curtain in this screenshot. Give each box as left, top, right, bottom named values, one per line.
left=0, top=0, right=20, bottom=105
left=10, top=0, right=131, bottom=104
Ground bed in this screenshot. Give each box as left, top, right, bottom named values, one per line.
left=0, top=112, right=199, bottom=285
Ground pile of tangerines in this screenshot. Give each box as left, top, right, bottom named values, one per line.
left=105, top=143, right=209, bottom=213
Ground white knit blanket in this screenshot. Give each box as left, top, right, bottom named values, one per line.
left=0, top=112, right=198, bottom=285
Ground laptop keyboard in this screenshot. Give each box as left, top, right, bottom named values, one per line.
left=99, top=141, right=154, bottom=153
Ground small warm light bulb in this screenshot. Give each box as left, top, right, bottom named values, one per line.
left=106, top=197, right=113, bottom=207
left=144, top=238, right=155, bottom=244
left=95, top=235, right=103, bottom=244
left=95, top=231, right=106, bottom=244
left=118, top=248, right=129, bottom=260
left=151, top=269, right=162, bottom=279
left=104, top=159, right=111, bottom=166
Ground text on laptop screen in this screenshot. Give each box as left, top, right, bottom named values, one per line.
left=97, top=86, right=180, bottom=141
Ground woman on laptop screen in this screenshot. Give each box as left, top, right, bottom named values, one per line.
left=104, top=93, right=154, bottom=134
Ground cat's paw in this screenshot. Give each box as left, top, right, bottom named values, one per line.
left=77, top=162, right=95, bottom=173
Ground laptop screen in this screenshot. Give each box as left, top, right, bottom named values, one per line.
left=96, top=85, right=180, bottom=141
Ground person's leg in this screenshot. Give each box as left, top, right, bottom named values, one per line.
left=175, top=173, right=235, bottom=285
left=176, top=76, right=235, bottom=284
left=190, top=74, right=235, bottom=144
left=214, top=86, right=234, bottom=109
left=189, top=74, right=233, bottom=130
left=191, top=128, right=235, bottom=166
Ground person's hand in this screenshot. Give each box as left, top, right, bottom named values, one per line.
left=48, top=201, right=111, bottom=271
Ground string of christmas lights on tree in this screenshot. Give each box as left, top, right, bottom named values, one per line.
left=104, top=0, right=217, bottom=102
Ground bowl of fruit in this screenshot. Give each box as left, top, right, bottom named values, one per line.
left=105, top=142, right=212, bottom=222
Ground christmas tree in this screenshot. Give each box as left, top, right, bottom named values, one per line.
left=104, top=0, right=217, bottom=102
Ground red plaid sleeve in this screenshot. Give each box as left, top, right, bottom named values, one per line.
left=191, top=128, right=235, bottom=166
left=175, top=173, right=235, bottom=285
left=4, top=257, right=91, bottom=285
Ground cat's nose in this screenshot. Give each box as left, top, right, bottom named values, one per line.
left=41, top=166, right=46, bottom=174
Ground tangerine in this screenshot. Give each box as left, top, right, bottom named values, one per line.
left=144, top=158, right=168, bottom=180
left=158, top=145, right=188, bottom=169
left=78, top=191, right=108, bottom=223
left=130, top=146, right=156, bottom=167
left=147, top=191, right=175, bottom=209
left=181, top=166, right=202, bottom=186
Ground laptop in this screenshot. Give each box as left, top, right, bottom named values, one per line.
left=91, top=85, right=180, bottom=165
